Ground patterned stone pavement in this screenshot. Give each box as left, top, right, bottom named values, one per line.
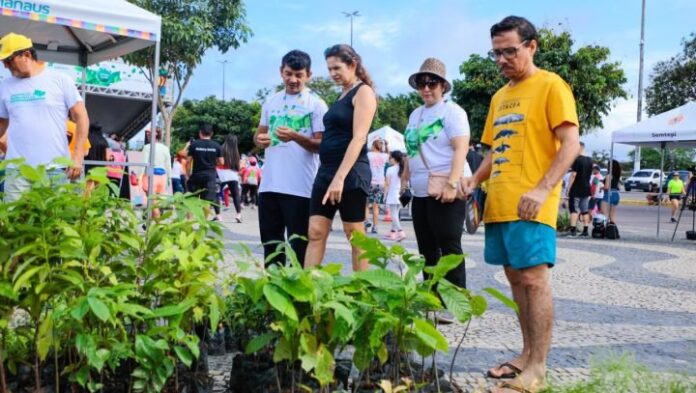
left=210, top=204, right=696, bottom=391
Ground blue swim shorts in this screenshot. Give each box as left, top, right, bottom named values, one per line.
left=484, top=221, right=556, bottom=270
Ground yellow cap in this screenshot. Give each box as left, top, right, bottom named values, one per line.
left=0, top=33, right=33, bottom=60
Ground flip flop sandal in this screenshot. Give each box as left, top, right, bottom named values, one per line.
left=492, top=381, right=534, bottom=393
left=486, top=362, right=522, bottom=379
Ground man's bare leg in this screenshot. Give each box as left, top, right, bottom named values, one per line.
left=488, top=266, right=530, bottom=377
left=493, top=264, right=553, bottom=392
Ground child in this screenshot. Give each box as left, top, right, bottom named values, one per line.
left=384, top=151, right=406, bottom=241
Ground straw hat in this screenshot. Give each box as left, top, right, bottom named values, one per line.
left=408, top=58, right=451, bottom=93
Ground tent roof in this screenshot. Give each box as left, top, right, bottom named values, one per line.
left=0, top=0, right=160, bottom=66
left=612, top=101, right=696, bottom=148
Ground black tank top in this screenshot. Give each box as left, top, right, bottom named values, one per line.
left=317, top=83, right=371, bottom=193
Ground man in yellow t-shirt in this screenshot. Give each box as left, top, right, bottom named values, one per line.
left=462, top=16, right=581, bottom=393
left=667, top=172, right=686, bottom=222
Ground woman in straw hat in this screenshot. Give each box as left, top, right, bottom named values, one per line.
left=404, top=58, right=471, bottom=312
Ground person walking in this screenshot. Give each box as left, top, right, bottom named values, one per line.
left=589, top=165, right=604, bottom=216
left=139, top=128, right=171, bottom=218
left=171, top=153, right=186, bottom=193
left=667, top=171, right=686, bottom=223
left=566, top=141, right=592, bottom=236
left=383, top=150, right=407, bottom=241
left=180, top=123, right=223, bottom=220
left=254, top=50, right=328, bottom=266
left=0, top=33, right=89, bottom=202
left=304, top=44, right=377, bottom=272
left=366, top=138, right=389, bottom=233
left=241, top=157, right=261, bottom=208
left=404, top=57, right=471, bottom=303
left=462, top=16, right=581, bottom=393
left=602, top=159, right=622, bottom=224
left=217, top=134, right=243, bottom=223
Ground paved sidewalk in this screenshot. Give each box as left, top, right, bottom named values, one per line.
left=212, top=204, right=696, bottom=391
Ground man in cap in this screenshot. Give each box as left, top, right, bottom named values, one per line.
left=463, top=16, right=581, bottom=392
left=0, top=33, right=89, bottom=201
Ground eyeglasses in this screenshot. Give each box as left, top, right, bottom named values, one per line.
left=416, top=77, right=442, bottom=90
left=488, top=40, right=529, bottom=60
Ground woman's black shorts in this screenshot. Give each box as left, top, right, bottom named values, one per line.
left=310, top=185, right=367, bottom=222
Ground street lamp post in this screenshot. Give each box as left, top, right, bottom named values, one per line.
left=634, top=0, right=647, bottom=172
left=217, top=60, right=229, bottom=101
left=342, top=11, right=360, bottom=47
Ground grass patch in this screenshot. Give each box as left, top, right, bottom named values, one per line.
left=542, top=353, right=695, bottom=393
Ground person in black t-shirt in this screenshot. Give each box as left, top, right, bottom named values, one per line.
left=179, top=123, right=223, bottom=220
left=566, top=142, right=593, bottom=236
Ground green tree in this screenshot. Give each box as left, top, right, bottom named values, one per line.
left=125, top=0, right=252, bottom=146
left=172, top=96, right=260, bottom=154
left=627, top=147, right=696, bottom=171
left=373, top=92, right=422, bottom=132
left=645, top=33, right=696, bottom=116
left=307, top=77, right=341, bottom=106
left=452, top=29, right=627, bottom=141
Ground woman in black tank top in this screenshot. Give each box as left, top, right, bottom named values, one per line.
left=305, top=44, right=377, bottom=272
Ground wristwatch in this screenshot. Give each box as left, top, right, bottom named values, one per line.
left=447, top=180, right=459, bottom=189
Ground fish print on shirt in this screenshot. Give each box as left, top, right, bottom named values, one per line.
left=404, top=118, right=444, bottom=158
left=489, top=101, right=528, bottom=183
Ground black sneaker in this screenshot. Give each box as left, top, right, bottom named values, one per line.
left=579, top=232, right=589, bottom=237
left=670, top=218, right=677, bottom=223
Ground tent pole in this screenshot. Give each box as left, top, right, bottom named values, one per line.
left=657, top=142, right=665, bottom=237
left=146, top=40, right=161, bottom=222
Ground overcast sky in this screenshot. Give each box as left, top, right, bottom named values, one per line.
left=183, top=0, right=695, bottom=160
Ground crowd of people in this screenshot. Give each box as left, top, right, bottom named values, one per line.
left=2, top=15, right=590, bottom=392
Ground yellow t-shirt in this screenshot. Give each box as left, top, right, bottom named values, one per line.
left=482, top=70, right=579, bottom=228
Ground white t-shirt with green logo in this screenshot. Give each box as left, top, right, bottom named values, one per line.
left=258, top=88, right=328, bottom=198
left=404, top=100, right=471, bottom=198
left=0, top=68, right=81, bottom=167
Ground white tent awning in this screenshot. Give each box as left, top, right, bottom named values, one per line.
left=1, top=0, right=161, bottom=66
left=368, top=126, right=406, bottom=152
left=612, top=101, right=696, bottom=148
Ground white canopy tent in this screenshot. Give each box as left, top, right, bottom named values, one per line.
left=368, top=126, right=407, bottom=153
left=1, top=0, right=162, bottom=212
left=610, top=101, right=696, bottom=237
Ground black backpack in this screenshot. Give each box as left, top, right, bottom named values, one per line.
left=605, top=222, right=620, bottom=240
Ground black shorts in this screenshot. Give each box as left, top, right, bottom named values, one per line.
left=310, top=186, right=367, bottom=222
left=669, top=194, right=682, bottom=201
left=187, top=173, right=217, bottom=202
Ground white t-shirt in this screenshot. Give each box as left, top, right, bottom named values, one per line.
left=140, top=142, right=172, bottom=179
left=172, top=160, right=183, bottom=178
left=591, top=174, right=604, bottom=199
left=404, top=100, right=471, bottom=197
left=368, top=151, right=389, bottom=185
left=0, top=68, right=82, bottom=167
left=385, top=165, right=402, bottom=205
left=258, top=88, right=328, bottom=198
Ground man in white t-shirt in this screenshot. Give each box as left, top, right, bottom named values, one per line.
left=0, top=33, right=89, bottom=202
left=254, top=50, right=328, bottom=267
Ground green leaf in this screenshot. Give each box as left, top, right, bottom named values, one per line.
left=471, top=295, right=488, bottom=317
left=174, top=345, right=193, bottom=367
left=412, top=318, right=448, bottom=352
left=87, top=296, right=111, bottom=322
left=323, top=301, right=355, bottom=327
left=263, top=284, right=298, bottom=322
left=437, top=280, right=473, bottom=323
left=423, top=254, right=464, bottom=286
left=0, top=282, right=18, bottom=300
left=19, top=165, right=42, bottom=182
left=208, top=293, right=221, bottom=330
left=12, top=266, right=42, bottom=292
left=37, top=313, right=54, bottom=361
left=71, top=299, right=90, bottom=320
left=273, top=337, right=292, bottom=362
left=354, top=268, right=402, bottom=288
left=244, top=333, right=276, bottom=354
left=150, top=297, right=197, bottom=318
left=483, top=287, right=519, bottom=314
left=314, top=345, right=335, bottom=386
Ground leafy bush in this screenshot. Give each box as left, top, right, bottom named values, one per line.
left=0, top=161, right=225, bottom=392
left=228, top=231, right=517, bottom=392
